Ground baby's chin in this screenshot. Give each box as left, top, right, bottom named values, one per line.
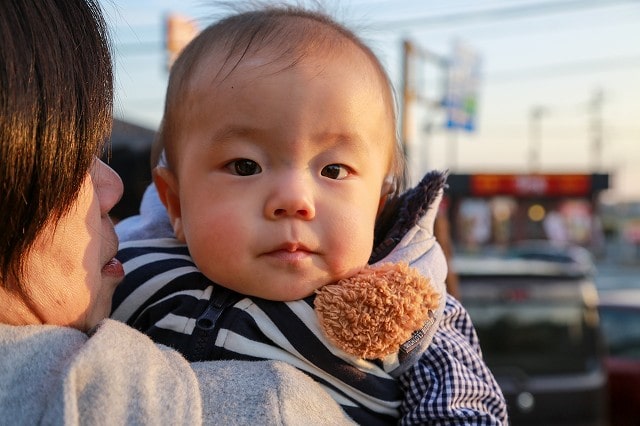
left=272, top=268, right=368, bottom=301
left=209, top=264, right=364, bottom=302
left=251, top=283, right=324, bottom=302
left=231, top=277, right=330, bottom=302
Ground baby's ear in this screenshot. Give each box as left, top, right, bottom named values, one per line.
left=153, top=166, right=185, bottom=242
left=377, top=194, right=388, bottom=217
left=376, top=175, right=395, bottom=216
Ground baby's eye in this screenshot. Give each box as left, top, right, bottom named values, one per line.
left=227, top=159, right=262, bottom=176
left=321, top=164, right=349, bottom=180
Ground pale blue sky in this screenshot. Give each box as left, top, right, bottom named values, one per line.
left=101, top=0, right=640, bottom=200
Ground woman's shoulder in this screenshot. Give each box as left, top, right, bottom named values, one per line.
left=0, top=320, right=202, bottom=424
left=86, top=318, right=195, bottom=368
left=0, top=324, right=84, bottom=422
left=68, top=319, right=203, bottom=424
left=0, top=322, right=89, bottom=368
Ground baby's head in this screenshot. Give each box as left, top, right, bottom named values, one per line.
left=154, top=4, right=406, bottom=301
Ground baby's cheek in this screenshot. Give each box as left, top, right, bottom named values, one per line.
left=325, top=219, right=375, bottom=276
left=191, top=222, right=237, bottom=256
left=190, top=239, right=238, bottom=286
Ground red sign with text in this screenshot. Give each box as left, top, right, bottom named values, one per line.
left=470, top=174, right=592, bottom=197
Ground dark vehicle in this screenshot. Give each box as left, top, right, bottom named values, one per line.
left=598, top=289, right=640, bottom=426
left=455, top=257, right=608, bottom=425
left=508, top=240, right=596, bottom=276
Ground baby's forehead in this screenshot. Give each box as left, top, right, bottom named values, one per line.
left=170, top=12, right=395, bottom=108
left=212, top=14, right=357, bottom=60
left=164, top=13, right=399, bottom=168
left=191, top=30, right=378, bottom=87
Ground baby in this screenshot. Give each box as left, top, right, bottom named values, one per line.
left=112, top=4, right=506, bottom=425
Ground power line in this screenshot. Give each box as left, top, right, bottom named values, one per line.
left=370, top=0, right=639, bottom=30
left=113, top=0, right=640, bottom=52
left=487, top=54, right=640, bottom=82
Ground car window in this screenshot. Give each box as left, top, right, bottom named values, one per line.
left=464, top=298, right=601, bottom=375
left=599, top=306, right=640, bottom=360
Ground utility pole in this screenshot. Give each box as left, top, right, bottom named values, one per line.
left=400, top=39, right=448, bottom=180
left=448, top=130, right=458, bottom=171
left=589, top=88, right=604, bottom=172
left=529, top=106, right=546, bottom=172
left=400, top=39, right=416, bottom=159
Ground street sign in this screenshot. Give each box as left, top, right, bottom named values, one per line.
left=444, top=40, right=481, bottom=132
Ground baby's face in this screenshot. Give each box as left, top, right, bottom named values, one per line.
left=158, top=47, right=394, bottom=301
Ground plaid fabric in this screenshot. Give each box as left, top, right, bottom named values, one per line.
left=399, top=296, right=508, bottom=424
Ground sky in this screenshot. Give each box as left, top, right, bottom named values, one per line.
left=101, top=0, right=640, bottom=201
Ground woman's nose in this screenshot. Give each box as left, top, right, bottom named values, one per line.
left=94, top=158, right=124, bottom=215
left=264, top=175, right=315, bottom=220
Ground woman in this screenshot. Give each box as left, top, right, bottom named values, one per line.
left=0, top=0, right=352, bottom=424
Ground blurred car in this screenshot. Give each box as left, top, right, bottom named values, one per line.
left=455, top=256, right=608, bottom=426
left=508, top=240, right=596, bottom=276
left=598, top=289, right=640, bottom=426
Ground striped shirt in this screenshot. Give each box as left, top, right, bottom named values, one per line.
left=112, top=238, right=507, bottom=425
left=113, top=238, right=435, bottom=424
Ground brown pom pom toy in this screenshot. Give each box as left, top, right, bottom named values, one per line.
left=314, top=262, right=440, bottom=360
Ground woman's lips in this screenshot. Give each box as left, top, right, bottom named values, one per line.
left=102, top=257, right=124, bottom=278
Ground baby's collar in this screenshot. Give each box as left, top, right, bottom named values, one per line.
left=370, top=170, right=448, bottom=263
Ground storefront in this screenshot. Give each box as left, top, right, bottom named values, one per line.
left=444, top=173, right=609, bottom=252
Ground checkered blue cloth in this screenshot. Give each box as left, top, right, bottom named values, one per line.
left=399, top=295, right=508, bottom=424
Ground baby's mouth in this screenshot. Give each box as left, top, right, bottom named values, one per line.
left=264, top=242, right=314, bottom=263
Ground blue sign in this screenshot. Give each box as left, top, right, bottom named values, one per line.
left=444, top=40, right=481, bottom=132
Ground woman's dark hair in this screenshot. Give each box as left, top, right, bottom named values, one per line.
left=0, top=0, right=113, bottom=288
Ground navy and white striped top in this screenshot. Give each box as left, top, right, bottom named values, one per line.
left=113, top=238, right=434, bottom=424
left=112, top=238, right=507, bottom=425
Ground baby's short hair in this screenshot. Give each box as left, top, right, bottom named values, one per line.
left=154, top=2, right=406, bottom=195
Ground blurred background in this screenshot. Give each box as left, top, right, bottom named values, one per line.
left=101, top=1, right=640, bottom=424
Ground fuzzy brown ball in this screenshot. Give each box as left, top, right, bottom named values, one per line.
left=314, top=262, right=440, bottom=360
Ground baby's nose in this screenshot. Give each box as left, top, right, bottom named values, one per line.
left=264, top=176, right=315, bottom=220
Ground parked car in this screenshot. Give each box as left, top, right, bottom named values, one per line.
left=455, top=256, right=608, bottom=425
left=598, top=288, right=640, bottom=426
left=508, top=240, right=596, bottom=276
